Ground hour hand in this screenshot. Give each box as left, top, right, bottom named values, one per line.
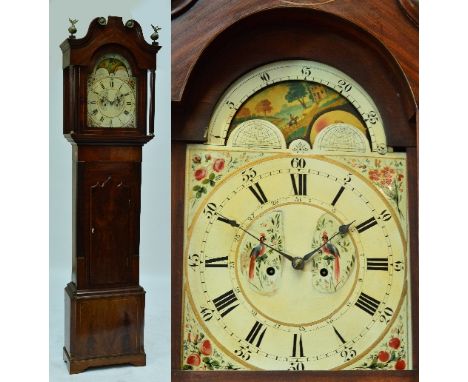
left=216, top=213, right=296, bottom=265
left=217, top=214, right=240, bottom=227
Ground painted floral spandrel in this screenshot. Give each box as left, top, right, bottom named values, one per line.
left=353, top=311, right=407, bottom=370
left=341, top=157, right=406, bottom=219
left=182, top=298, right=242, bottom=370
left=189, top=150, right=265, bottom=210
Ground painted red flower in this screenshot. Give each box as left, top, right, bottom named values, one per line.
left=378, top=350, right=390, bottom=363
left=369, top=169, right=380, bottom=181
left=395, top=359, right=406, bottom=370
left=213, top=158, right=225, bottom=172
left=383, top=176, right=393, bottom=186
left=186, top=353, right=201, bottom=367
left=194, top=168, right=207, bottom=181
left=382, top=166, right=395, bottom=177
left=388, top=337, right=401, bottom=349
left=199, top=339, right=212, bottom=356
left=192, top=155, right=201, bottom=164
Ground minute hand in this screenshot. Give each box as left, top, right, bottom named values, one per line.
left=217, top=214, right=295, bottom=263
left=302, top=221, right=354, bottom=263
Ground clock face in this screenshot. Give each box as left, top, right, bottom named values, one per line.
left=87, top=53, right=137, bottom=128
left=180, top=60, right=411, bottom=372
left=182, top=147, right=409, bottom=371
left=207, top=60, right=386, bottom=154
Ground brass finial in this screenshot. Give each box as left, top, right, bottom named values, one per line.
left=68, top=18, right=78, bottom=38
left=150, top=25, right=161, bottom=45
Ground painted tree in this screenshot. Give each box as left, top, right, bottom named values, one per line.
left=237, top=106, right=251, bottom=118
left=255, top=99, right=273, bottom=116
left=285, top=82, right=308, bottom=109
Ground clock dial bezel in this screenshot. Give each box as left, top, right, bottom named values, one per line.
left=182, top=148, right=409, bottom=371
left=87, top=52, right=137, bottom=129
left=81, top=44, right=148, bottom=135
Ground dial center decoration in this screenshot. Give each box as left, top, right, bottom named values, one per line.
left=234, top=201, right=358, bottom=326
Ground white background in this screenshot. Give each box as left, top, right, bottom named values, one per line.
left=48, top=1, right=170, bottom=381
left=0, top=1, right=465, bottom=381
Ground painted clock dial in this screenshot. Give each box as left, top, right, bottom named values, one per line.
left=208, top=60, right=386, bottom=154
left=183, top=148, right=409, bottom=370
left=181, top=61, right=411, bottom=372
left=87, top=53, right=137, bottom=128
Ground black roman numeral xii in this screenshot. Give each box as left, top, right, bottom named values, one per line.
left=290, top=174, right=307, bottom=195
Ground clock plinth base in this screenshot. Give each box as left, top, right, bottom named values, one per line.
left=64, top=282, right=146, bottom=374
left=63, top=346, right=146, bottom=374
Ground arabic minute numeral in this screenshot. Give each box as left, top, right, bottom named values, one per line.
left=226, top=100, right=235, bottom=110
left=379, top=209, right=392, bottom=221
left=203, top=202, right=217, bottom=219
left=379, top=307, right=394, bottom=324
left=259, top=72, right=270, bottom=82
left=394, top=260, right=404, bottom=272
left=241, top=168, right=257, bottom=182
left=290, top=157, right=306, bottom=169
left=200, top=307, right=214, bottom=322
left=301, top=66, right=312, bottom=78
left=188, top=253, right=200, bottom=269
left=337, top=79, right=352, bottom=92
left=289, top=362, right=305, bottom=371
left=363, top=111, right=379, bottom=125
left=340, top=346, right=357, bottom=361
left=234, top=345, right=252, bottom=361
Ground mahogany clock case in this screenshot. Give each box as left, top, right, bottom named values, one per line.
left=171, top=2, right=418, bottom=381
left=50, top=1, right=170, bottom=379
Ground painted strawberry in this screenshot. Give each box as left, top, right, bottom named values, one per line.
left=378, top=350, right=390, bottom=363
left=199, top=339, right=212, bottom=356
left=388, top=337, right=401, bottom=349
left=186, top=353, right=201, bottom=367
left=395, top=359, right=406, bottom=370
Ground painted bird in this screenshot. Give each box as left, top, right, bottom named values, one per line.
left=249, top=233, right=267, bottom=280
left=322, top=231, right=340, bottom=283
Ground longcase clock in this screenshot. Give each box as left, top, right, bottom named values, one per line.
left=171, top=1, right=418, bottom=381
left=60, top=16, right=161, bottom=374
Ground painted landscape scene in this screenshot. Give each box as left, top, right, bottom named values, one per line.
left=230, top=81, right=367, bottom=146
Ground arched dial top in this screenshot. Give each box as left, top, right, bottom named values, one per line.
left=87, top=53, right=137, bottom=128
left=207, top=60, right=387, bottom=154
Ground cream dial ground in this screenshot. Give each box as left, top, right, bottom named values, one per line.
left=87, top=53, right=137, bottom=128
left=87, top=76, right=136, bottom=128
left=184, top=149, right=407, bottom=370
